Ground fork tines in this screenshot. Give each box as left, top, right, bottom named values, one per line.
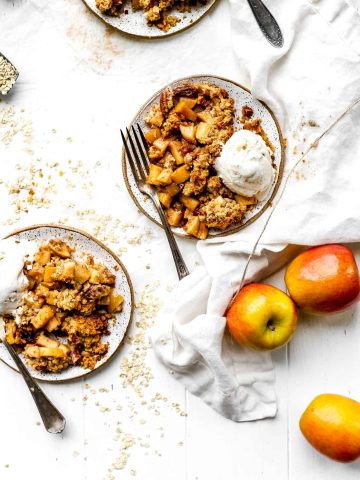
left=121, top=124, right=150, bottom=182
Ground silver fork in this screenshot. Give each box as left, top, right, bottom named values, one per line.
left=121, top=125, right=189, bottom=280
left=0, top=321, right=65, bottom=434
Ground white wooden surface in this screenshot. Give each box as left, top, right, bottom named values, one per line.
left=1, top=1, right=360, bottom=479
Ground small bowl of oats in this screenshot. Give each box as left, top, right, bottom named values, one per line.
left=0, top=53, right=19, bottom=96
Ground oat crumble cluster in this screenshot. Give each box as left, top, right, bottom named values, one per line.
left=96, top=0, right=202, bottom=32
left=143, top=82, right=258, bottom=239
left=4, top=239, right=123, bottom=372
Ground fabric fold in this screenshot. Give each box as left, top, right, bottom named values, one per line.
left=152, top=0, right=360, bottom=421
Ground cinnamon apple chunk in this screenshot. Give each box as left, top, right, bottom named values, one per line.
left=24, top=345, right=67, bottom=359
left=178, top=97, right=197, bottom=109
left=166, top=208, right=184, bottom=227
left=107, top=293, right=124, bottom=313
left=196, top=122, right=212, bottom=144
left=184, top=216, right=200, bottom=237
left=74, top=263, right=91, bottom=284
left=27, top=265, right=44, bottom=284
left=147, top=164, right=173, bottom=186
left=158, top=183, right=181, bottom=208
left=48, top=239, right=71, bottom=258
left=152, top=137, right=170, bottom=156
left=157, top=168, right=173, bottom=185
left=169, top=141, right=184, bottom=165
left=173, top=101, right=197, bottom=122
left=180, top=125, right=196, bottom=144
left=179, top=194, right=199, bottom=212
left=183, top=208, right=191, bottom=220
left=171, top=165, right=190, bottom=184
left=195, top=222, right=208, bottom=240
left=166, top=183, right=181, bottom=197
left=197, top=110, right=215, bottom=124
left=235, top=194, right=257, bottom=206
left=32, top=305, right=55, bottom=329
left=34, top=249, right=51, bottom=266
left=43, top=265, right=56, bottom=283
left=158, top=192, right=173, bottom=208
left=144, top=128, right=161, bottom=145
left=36, top=332, right=59, bottom=349
left=5, top=320, right=17, bottom=345
left=46, top=315, right=62, bottom=332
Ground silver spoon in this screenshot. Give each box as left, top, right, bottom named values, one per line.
left=0, top=325, right=66, bottom=434
left=246, top=0, right=284, bottom=48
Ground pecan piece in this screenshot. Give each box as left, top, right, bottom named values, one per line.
left=160, top=87, right=174, bottom=115
left=173, top=83, right=198, bottom=98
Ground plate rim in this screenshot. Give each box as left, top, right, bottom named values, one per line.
left=0, top=223, right=135, bottom=383
left=122, top=74, right=285, bottom=240
left=81, top=0, right=219, bottom=40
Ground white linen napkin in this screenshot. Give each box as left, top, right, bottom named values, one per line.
left=152, top=0, right=360, bottom=421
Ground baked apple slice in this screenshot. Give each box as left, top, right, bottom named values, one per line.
left=179, top=194, right=199, bottom=212
left=171, top=165, right=191, bottom=183
left=144, top=128, right=161, bottom=144
left=196, top=122, right=212, bottom=144
left=184, top=216, right=200, bottom=237
left=174, top=101, right=197, bottom=122
left=169, top=141, right=184, bottom=165
left=180, top=125, right=196, bottom=144
left=166, top=208, right=184, bottom=227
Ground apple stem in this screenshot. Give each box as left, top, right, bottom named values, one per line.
left=267, top=321, right=276, bottom=331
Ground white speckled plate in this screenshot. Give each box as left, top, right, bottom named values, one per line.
left=122, top=75, right=285, bottom=239
left=82, top=0, right=217, bottom=38
left=0, top=225, right=134, bottom=383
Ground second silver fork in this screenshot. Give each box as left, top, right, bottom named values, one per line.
left=121, top=125, right=189, bottom=280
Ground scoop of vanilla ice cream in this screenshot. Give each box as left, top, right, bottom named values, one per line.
left=0, top=238, right=37, bottom=318
left=215, top=130, right=275, bottom=198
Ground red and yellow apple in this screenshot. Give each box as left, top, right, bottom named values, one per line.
left=300, top=394, right=360, bottom=463
left=285, top=244, right=360, bottom=315
left=226, top=283, right=298, bottom=351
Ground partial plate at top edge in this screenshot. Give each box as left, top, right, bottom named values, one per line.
left=0, top=224, right=134, bottom=383
left=82, top=0, right=218, bottom=39
left=122, top=74, right=285, bottom=239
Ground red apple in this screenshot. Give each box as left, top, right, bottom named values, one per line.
left=285, top=244, right=360, bottom=315
left=226, top=283, right=298, bottom=351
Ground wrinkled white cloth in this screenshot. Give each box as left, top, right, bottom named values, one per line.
left=152, top=0, right=360, bottom=421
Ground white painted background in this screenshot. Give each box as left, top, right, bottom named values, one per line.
left=1, top=0, right=360, bottom=479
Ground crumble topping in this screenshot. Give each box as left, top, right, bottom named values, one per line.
left=96, top=0, right=206, bottom=32
left=4, top=239, right=123, bottom=372
left=143, top=81, right=259, bottom=239
left=204, top=196, right=244, bottom=230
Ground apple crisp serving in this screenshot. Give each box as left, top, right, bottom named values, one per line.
left=143, top=82, right=261, bottom=239
left=4, top=240, right=123, bottom=373
left=95, top=0, right=201, bottom=32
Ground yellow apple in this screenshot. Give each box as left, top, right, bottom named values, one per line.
left=226, top=283, right=298, bottom=351
left=300, top=394, right=360, bottom=463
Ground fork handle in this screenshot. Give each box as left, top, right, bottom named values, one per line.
left=151, top=195, right=189, bottom=280
left=3, top=339, right=66, bottom=434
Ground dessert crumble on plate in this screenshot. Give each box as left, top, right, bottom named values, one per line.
left=4, top=239, right=123, bottom=373
left=96, top=0, right=205, bottom=32
left=143, top=82, right=273, bottom=239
